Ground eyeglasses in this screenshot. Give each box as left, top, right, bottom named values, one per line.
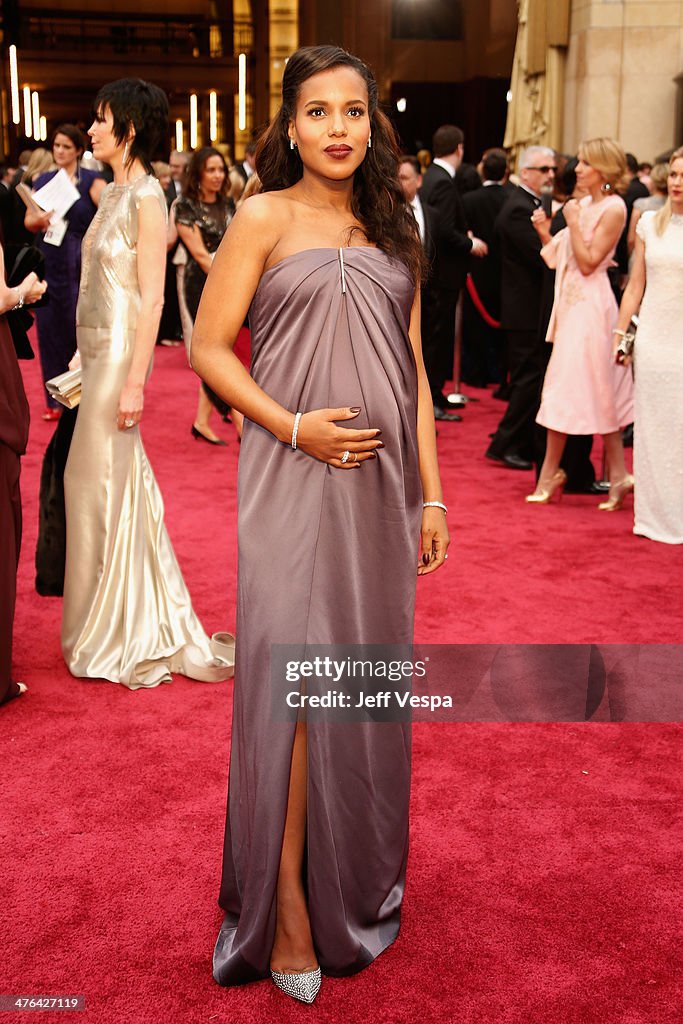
left=525, top=165, right=557, bottom=173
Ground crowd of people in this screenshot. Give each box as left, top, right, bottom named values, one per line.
left=0, top=45, right=681, bottom=1005
left=407, top=131, right=681, bottom=540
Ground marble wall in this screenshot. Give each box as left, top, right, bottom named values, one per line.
left=563, top=0, right=683, bottom=159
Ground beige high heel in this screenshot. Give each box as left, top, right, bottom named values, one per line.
left=525, top=469, right=567, bottom=505
left=597, top=474, right=634, bottom=511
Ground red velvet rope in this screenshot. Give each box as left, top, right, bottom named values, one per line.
left=465, top=275, right=501, bottom=329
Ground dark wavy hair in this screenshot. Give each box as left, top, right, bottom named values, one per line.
left=52, top=124, right=87, bottom=156
left=184, top=146, right=230, bottom=203
left=256, top=45, right=424, bottom=284
left=93, top=78, right=168, bottom=172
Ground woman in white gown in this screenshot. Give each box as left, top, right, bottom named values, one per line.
left=615, top=146, right=683, bottom=544
left=62, top=78, right=234, bottom=687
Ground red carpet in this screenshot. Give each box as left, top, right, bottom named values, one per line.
left=3, top=341, right=680, bottom=1024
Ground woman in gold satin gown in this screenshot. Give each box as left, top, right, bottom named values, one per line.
left=61, top=78, right=233, bottom=689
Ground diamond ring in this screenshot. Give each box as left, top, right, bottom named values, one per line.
left=124, top=419, right=135, bottom=428
left=340, top=450, right=350, bottom=463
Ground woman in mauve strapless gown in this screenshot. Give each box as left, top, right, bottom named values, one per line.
left=529, top=138, right=634, bottom=511
left=61, top=78, right=234, bottom=689
left=191, top=46, right=450, bottom=1004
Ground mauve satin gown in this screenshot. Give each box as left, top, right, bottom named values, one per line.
left=213, top=247, right=422, bottom=983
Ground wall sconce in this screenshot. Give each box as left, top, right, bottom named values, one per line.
left=176, top=119, right=184, bottom=151
left=238, top=53, right=246, bottom=132
left=209, top=91, right=218, bottom=143
left=9, top=45, right=20, bottom=124
left=23, top=85, right=32, bottom=137
left=190, top=94, right=198, bottom=149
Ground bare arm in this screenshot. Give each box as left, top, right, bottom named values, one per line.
left=614, top=232, right=646, bottom=365
left=565, top=200, right=625, bottom=275
left=24, top=206, right=53, bottom=233
left=406, top=289, right=450, bottom=575
left=191, top=195, right=384, bottom=467
left=0, top=246, right=47, bottom=313
left=89, top=177, right=106, bottom=207
left=167, top=201, right=178, bottom=251
left=176, top=221, right=214, bottom=274
left=116, top=194, right=166, bottom=430
left=626, top=206, right=642, bottom=256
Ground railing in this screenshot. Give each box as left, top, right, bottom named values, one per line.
left=15, top=10, right=253, bottom=59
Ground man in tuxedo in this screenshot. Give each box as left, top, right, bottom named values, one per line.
left=419, top=125, right=487, bottom=419
left=166, top=150, right=189, bottom=204
left=461, top=148, right=509, bottom=387
left=398, top=155, right=461, bottom=421
left=233, top=140, right=257, bottom=184
left=486, top=146, right=556, bottom=470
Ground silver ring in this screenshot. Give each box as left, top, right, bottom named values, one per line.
left=351, top=452, right=358, bottom=462
left=124, top=419, right=135, bottom=428
left=340, top=450, right=350, bottom=463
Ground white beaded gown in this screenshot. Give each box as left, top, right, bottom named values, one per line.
left=633, top=211, right=683, bottom=544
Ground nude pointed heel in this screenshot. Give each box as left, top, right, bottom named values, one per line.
left=597, top=474, right=634, bottom=511
left=525, top=468, right=567, bottom=505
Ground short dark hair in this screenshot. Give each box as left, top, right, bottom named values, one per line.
left=52, top=124, right=87, bottom=156
left=184, top=146, right=230, bottom=203
left=482, top=148, right=508, bottom=181
left=625, top=152, right=639, bottom=175
left=399, top=155, right=421, bottom=176
left=432, top=125, right=464, bottom=159
left=93, top=78, right=169, bottom=172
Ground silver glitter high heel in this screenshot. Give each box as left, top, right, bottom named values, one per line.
left=270, top=966, right=322, bottom=1004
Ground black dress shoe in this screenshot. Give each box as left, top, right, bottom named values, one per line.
left=502, top=454, right=533, bottom=470
left=486, top=449, right=532, bottom=470
left=433, top=405, right=462, bottom=422
left=191, top=424, right=227, bottom=446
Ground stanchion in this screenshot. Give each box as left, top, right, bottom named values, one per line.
left=446, top=291, right=478, bottom=405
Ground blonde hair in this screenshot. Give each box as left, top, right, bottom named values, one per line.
left=578, top=138, right=629, bottom=194
left=237, top=172, right=262, bottom=207
left=649, top=162, right=669, bottom=195
left=22, top=148, right=54, bottom=183
left=152, top=161, right=171, bottom=179
left=654, top=146, right=683, bottom=236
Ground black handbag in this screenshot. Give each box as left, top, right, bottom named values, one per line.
left=5, top=244, right=47, bottom=360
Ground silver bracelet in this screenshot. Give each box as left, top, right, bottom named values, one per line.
left=612, top=329, right=626, bottom=337
left=291, top=411, right=302, bottom=450
left=423, top=500, right=448, bottom=514
left=12, top=290, right=24, bottom=311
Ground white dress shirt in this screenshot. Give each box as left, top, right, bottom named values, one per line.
left=411, top=195, right=426, bottom=244
left=432, top=157, right=456, bottom=179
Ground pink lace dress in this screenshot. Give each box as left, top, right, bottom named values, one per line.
left=537, top=194, right=634, bottom=434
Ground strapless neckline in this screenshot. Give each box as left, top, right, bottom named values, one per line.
left=262, top=245, right=386, bottom=277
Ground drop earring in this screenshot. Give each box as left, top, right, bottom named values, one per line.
left=367, top=137, right=372, bottom=149
left=290, top=139, right=296, bottom=151
left=123, top=140, right=130, bottom=165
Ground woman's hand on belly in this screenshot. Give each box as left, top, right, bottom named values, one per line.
left=297, top=407, right=384, bottom=469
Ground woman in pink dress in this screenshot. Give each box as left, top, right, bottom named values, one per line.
left=527, top=138, right=634, bottom=509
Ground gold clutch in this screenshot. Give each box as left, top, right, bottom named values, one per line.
left=45, top=368, right=81, bottom=409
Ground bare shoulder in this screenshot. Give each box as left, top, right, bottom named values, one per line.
left=227, top=192, right=290, bottom=247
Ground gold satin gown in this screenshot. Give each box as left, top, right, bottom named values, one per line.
left=62, top=175, right=234, bottom=689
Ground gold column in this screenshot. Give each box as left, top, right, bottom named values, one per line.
left=233, top=0, right=254, bottom=158
left=504, top=0, right=570, bottom=163
left=269, top=0, right=298, bottom=119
